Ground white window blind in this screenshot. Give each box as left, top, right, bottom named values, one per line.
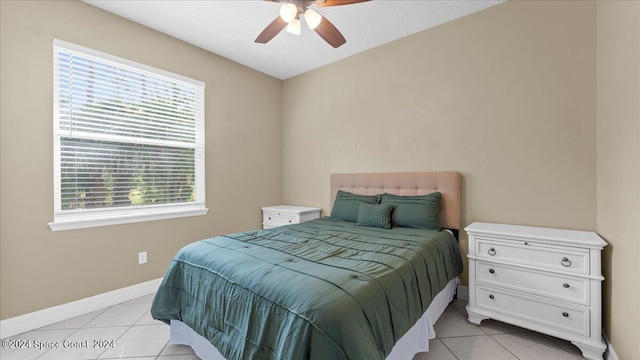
left=50, top=40, right=207, bottom=231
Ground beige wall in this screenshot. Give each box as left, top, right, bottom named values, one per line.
left=596, top=1, right=640, bottom=358
left=3, top=1, right=636, bottom=357
left=283, top=1, right=597, bottom=286
left=0, top=1, right=283, bottom=319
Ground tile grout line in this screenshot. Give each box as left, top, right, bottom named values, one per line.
left=488, top=333, right=522, bottom=360
left=96, top=301, right=158, bottom=359
left=155, top=332, right=172, bottom=360
left=32, top=306, right=112, bottom=360
left=438, top=337, right=461, bottom=360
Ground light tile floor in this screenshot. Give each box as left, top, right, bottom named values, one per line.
left=1, top=295, right=586, bottom=360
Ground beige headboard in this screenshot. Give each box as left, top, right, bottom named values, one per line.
left=330, top=172, right=461, bottom=230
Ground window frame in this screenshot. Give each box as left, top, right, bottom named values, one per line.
left=49, top=39, right=207, bottom=231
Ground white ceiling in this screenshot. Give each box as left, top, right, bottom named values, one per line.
left=85, top=0, right=504, bottom=80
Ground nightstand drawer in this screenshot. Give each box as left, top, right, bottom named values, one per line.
left=476, top=238, right=589, bottom=274
left=476, top=261, right=589, bottom=304
left=476, top=285, right=589, bottom=336
left=263, top=212, right=297, bottom=226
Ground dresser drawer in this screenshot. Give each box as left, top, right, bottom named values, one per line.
left=476, top=238, right=589, bottom=274
left=476, top=261, right=589, bottom=305
left=476, top=285, right=589, bottom=336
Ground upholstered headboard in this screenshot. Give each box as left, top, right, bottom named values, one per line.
left=330, top=172, right=461, bottom=231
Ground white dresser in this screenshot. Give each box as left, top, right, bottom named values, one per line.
left=261, top=205, right=321, bottom=229
left=465, top=222, right=607, bottom=360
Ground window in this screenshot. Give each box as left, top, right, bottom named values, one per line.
left=50, top=40, right=207, bottom=231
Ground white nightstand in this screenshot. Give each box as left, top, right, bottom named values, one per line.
left=261, top=205, right=321, bottom=229
left=465, top=222, right=607, bottom=360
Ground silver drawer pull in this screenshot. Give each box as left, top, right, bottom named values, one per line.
left=561, top=257, right=572, bottom=267
left=562, top=312, right=569, bottom=318
left=489, top=294, right=495, bottom=300
left=488, top=247, right=496, bottom=256
left=489, top=268, right=495, bottom=274
left=563, top=283, right=570, bottom=288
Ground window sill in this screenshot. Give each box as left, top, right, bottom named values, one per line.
left=49, top=207, right=209, bottom=231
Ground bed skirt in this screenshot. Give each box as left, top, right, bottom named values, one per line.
left=169, top=277, right=459, bottom=360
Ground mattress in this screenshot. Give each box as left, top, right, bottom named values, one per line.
left=151, top=218, right=463, bottom=360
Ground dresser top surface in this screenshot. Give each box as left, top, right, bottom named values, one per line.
left=465, top=222, right=607, bottom=248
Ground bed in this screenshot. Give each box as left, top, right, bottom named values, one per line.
left=151, top=172, right=463, bottom=360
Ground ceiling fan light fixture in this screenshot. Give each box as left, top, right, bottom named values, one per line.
left=286, top=18, right=301, bottom=35
left=304, top=9, right=322, bottom=30
left=257, top=0, right=369, bottom=47
left=279, top=3, right=297, bottom=23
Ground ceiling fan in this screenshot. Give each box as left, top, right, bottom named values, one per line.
left=255, top=0, right=370, bottom=48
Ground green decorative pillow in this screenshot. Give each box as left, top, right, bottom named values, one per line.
left=380, top=192, right=442, bottom=230
left=331, top=190, right=381, bottom=223
left=357, top=203, right=394, bottom=229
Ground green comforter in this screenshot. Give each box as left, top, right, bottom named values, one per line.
left=151, top=218, right=463, bottom=360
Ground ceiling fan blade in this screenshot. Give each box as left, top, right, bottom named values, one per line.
left=316, top=0, right=369, bottom=7
left=255, top=16, right=288, bottom=44
left=314, top=16, right=346, bottom=48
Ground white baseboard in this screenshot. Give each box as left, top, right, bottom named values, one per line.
left=0, top=278, right=162, bottom=339
left=456, top=284, right=469, bottom=301
left=603, top=332, right=618, bottom=360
